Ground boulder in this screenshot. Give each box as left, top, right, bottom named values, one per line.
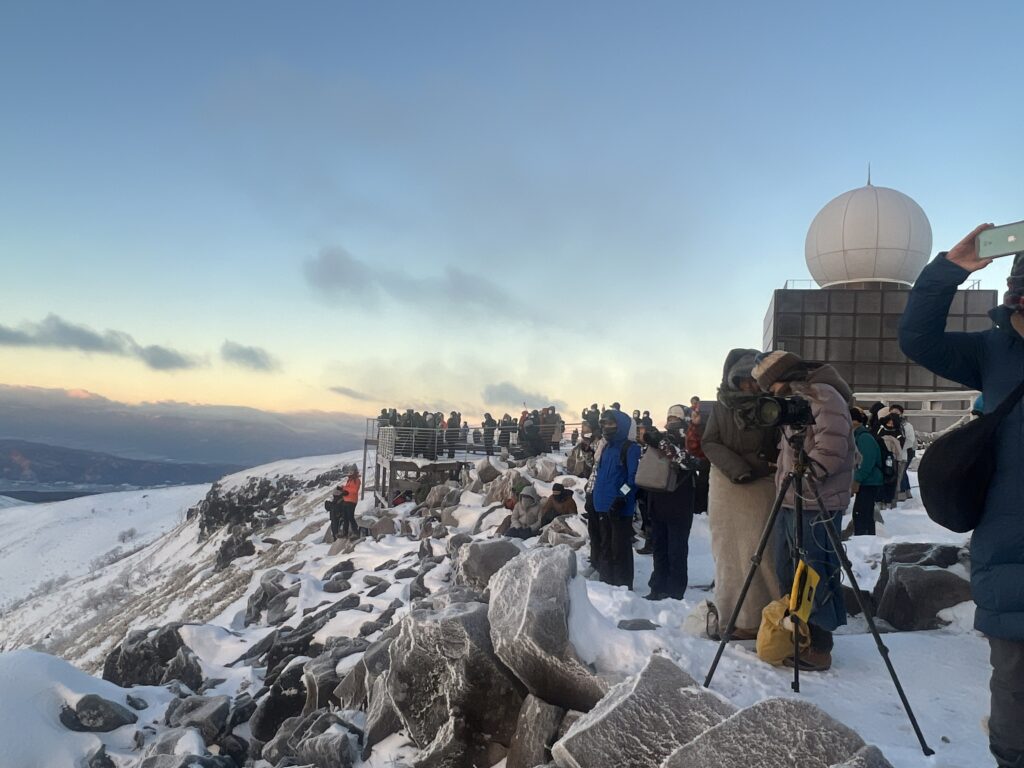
left=226, top=692, right=256, bottom=732
left=102, top=624, right=185, bottom=687
left=126, top=694, right=149, bottom=711
left=425, top=482, right=462, bottom=510
left=484, top=469, right=523, bottom=505
left=662, top=698, right=867, bottom=768
left=453, top=539, right=524, bottom=592
left=528, top=458, right=560, bottom=483
left=507, top=695, right=565, bottom=768
left=830, top=746, right=896, bottom=767
left=447, top=532, right=474, bottom=557
left=244, top=569, right=290, bottom=626
left=364, top=674, right=403, bottom=757
left=488, top=546, right=606, bottom=711
left=214, top=528, right=256, bottom=571
left=165, top=695, right=229, bottom=743
left=334, top=659, right=368, bottom=710
left=369, top=515, right=398, bottom=537
left=385, top=602, right=525, bottom=753
left=295, top=730, right=355, bottom=768
left=323, top=578, right=351, bottom=594
left=551, top=655, right=734, bottom=768
left=160, top=647, right=203, bottom=691
left=414, top=715, right=482, bottom=768
left=59, top=694, right=138, bottom=732
left=249, top=663, right=307, bottom=742
left=872, top=542, right=965, bottom=603
left=477, top=458, right=501, bottom=484
left=265, top=583, right=301, bottom=626
left=875, top=565, right=973, bottom=631
left=86, top=745, right=117, bottom=768
left=303, top=641, right=368, bottom=713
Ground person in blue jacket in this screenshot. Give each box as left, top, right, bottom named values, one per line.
left=585, top=408, right=642, bottom=589
left=899, top=223, right=1024, bottom=768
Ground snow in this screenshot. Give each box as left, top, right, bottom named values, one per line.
left=0, top=484, right=209, bottom=609
left=0, top=494, right=28, bottom=509
left=0, top=456, right=994, bottom=768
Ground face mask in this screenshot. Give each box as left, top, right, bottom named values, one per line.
left=667, top=422, right=683, bottom=434
left=602, top=425, right=618, bottom=439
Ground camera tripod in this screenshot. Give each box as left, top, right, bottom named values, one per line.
left=703, top=430, right=934, bottom=756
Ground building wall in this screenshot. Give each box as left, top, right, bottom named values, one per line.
left=763, top=286, right=998, bottom=393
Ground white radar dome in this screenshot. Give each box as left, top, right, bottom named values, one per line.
left=805, top=184, right=933, bottom=288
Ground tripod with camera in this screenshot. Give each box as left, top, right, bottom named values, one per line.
left=703, top=423, right=934, bottom=756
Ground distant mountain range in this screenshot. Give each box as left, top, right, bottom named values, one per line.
left=0, top=440, right=241, bottom=493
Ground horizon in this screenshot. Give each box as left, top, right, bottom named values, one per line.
left=3, top=2, right=1022, bottom=432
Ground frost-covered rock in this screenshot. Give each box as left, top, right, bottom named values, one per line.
left=829, top=745, right=895, bottom=768
left=295, top=729, right=355, bottom=768
left=551, top=655, right=734, bottom=768
left=59, top=693, right=138, bottom=732
left=425, top=482, right=463, bottom=509
left=528, top=457, right=560, bottom=483
left=484, top=469, right=523, bottom=505
left=249, top=662, right=307, bottom=742
left=385, top=601, right=525, bottom=755
left=507, top=694, right=565, bottom=768
left=662, top=698, right=867, bottom=768
left=476, top=458, right=501, bottom=485
left=161, top=646, right=204, bottom=691
left=488, top=546, right=606, bottom=711
left=165, top=695, right=230, bottom=743
left=872, top=542, right=964, bottom=602
left=453, top=538, right=524, bottom=592
left=102, top=624, right=185, bottom=687
left=876, top=566, right=972, bottom=632
left=244, top=568, right=291, bottom=626
left=302, top=639, right=369, bottom=713
left=214, top=527, right=256, bottom=571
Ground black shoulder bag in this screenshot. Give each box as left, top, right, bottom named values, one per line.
left=919, top=379, right=1024, bottom=533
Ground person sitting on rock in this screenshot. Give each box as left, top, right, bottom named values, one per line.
left=540, top=482, right=578, bottom=527
left=504, top=484, right=543, bottom=539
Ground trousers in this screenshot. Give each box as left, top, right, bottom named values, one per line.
left=852, top=485, right=879, bottom=536
left=990, top=637, right=1024, bottom=767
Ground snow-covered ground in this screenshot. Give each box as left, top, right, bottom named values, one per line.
left=0, top=494, right=28, bottom=509
left=0, top=454, right=988, bottom=767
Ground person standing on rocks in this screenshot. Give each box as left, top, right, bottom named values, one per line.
left=585, top=408, right=641, bottom=588
left=753, top=350, right=854, bottom=672
left=702, top=349, right=781, bottom=640
left=899, top=224, right=1024, bottom=768
left=338, top=468, right=361, bottom=539
left=326, top=485, right=345, bottom=540
left=482, top=413, right=497, bottom=456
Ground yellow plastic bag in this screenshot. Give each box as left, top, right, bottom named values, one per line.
left=756, top=598, right=811, bottom=666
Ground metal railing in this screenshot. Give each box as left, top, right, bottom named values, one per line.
left=372, top=422, right=585, bottom=462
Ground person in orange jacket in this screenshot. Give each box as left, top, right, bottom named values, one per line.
left=339, top=468, right=361, bottom=538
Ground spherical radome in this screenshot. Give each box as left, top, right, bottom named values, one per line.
left=804, top=185, right=933, bottom=288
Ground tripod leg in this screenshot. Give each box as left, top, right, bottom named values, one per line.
left=704, top=472, right=794, bottom=689
left=804, top=476, right=935, bottom=757
left=791, top=475, right=803, bottom=693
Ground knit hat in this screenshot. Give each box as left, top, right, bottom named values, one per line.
left=667, top=404, right=687, bottom=421
left=551, top=482, right=565, bottom=494
left=752, top=351, right=803, bottom=390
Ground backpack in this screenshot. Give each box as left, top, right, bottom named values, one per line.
left=919, top=380, right=1024, bottom=533
left=635, top=445, right=682, bottom=492
left=874, top=435, right=897, bottom=484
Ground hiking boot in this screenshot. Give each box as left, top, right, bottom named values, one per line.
left=645, top=591, right=667, bottom=601
left=728, top=626, right=759, bottom=641
left=783, top=646, right=832, bottom=671
left=636, top=542, right=654, bottom=555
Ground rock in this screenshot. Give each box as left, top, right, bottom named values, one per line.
left=102, top=624, right=184, bottom=687
left=410, top=572, right=431, bottom=599
left=616, top=618, right=659, bottom=631
left=425, top=482, right=462, bottom=509
left=447, top=532, right=474, bottom=557
left=477, top=458, right=501, bottom=484
left=488, top=546, right=606, bottom=711
left=215, top=527, right=256, bottom=571
left=323, top=578, right=351, bottom=593
left=556, top=711, right=583, bottom=740
left=367, top=581, right=391, bottom=598
left=876, top=566, right=973, bottom=631
left=453, top=538, right=524, bottom=592
left=528, top=458, right=560, bottom=483
left=86, top=745, right=117, bottom=768
left=385, top=602, right=525, bottom=753
left=551, top=655, right=734, bottom=768
left=265, top=583, right=301, bottom=625
left=227, top=692, right=257, bottom=732
left=426, top=585, right=487, bottom=610
left=414, top=715, right=482, bottom=768
left=334, top=659, right=368, bottom=710
left=329, top=537, right=357, bottom=555
left=364, top=674, right=403, bottom=757
left=303, top=643, right=366, bottom=713
left=160, top=647, right=203, bottom=691
left=872, top=542, right=965, bottom=603
left=126, top=694, right=149, bottom=710
left=143, top=727, right=206, bottom=757
left=842, top=585, right=875, bottom=618
left=369, top=515, right=398, bottom=537
left=260, top=714, right=303, bottom=764
left=249, top=663, right=307, bottom=742
left=324, top=560, right=356, bottom=580
left=374, top=558, right=401, bottom=572
left=59, top=694, right=138, bottom=732
left=830, top=745, right=896, bottom=767
left=165, top=695, right=230, bottom=743
left=295, top=730, right=355, bottom=768
left=244, top=568, right=290, bottom=626
left=215, top=733, right=249, bottom=765
left=394, top=567, right=418, bottom=579
left=507, top=695, right=565, bottom=768
left=662, top=698, right=866, bottom=768
left=484, top=469, right=523, bottom=505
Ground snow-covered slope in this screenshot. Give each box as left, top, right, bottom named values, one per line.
left=0, top=454, right=989, bottom=768
left=0, top=494, right=27, bottom=509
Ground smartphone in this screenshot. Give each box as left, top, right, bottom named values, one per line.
left=978, top=221, right=1024, bottom=259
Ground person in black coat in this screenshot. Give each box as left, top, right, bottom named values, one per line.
left=482, top=413, right=497, bottom=456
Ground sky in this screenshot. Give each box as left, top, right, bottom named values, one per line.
left=2, top=0, right=1023, bottom=428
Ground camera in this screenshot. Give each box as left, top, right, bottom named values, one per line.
left=751, top=395, right=814, bottom=428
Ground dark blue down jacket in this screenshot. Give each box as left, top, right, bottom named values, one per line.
left=592, top=409, right=642, bottom=516
left=899, top=254, right=1024, bottom=640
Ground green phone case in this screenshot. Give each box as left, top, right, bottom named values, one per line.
left=979, top=221, right=1024, bottom=259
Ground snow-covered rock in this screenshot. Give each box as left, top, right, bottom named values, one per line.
left=507, top=694, right=566, bottom=768
left=452, top=537, right=524, bottom=592
left=489, top=545, right=607, bottom=711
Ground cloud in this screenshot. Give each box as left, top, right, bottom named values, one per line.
left=221, top=340, right=281, bottom=372
left=0, top=314, right=199, bottom=371
left=482, top=381, right=567, bottom=411
left=329, top=385, right=375, bottom=402
left=304, top=246, right=518, bottom=314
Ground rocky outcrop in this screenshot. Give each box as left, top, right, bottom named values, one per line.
left=191, top=475, right=301, bottom=537
left=662, top=698, right=868, bottom=768
left=102, top=624, right=186, bottom=688
left=249, top=663, right=307, bottom=742
left=876, top=566, right=972, bottom=631
left=551, top=655, right=734, bottom=768
left=214, top=526, right=256, bottom=571
left=59, top=694, right=138, bottom=732
left=488, top=546, right=606, bottom=711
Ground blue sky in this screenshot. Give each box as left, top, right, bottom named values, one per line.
left=2, top=1, right=1022, bottom=422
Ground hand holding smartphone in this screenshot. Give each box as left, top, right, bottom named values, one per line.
left=978, top=221, right=1024, bottom=260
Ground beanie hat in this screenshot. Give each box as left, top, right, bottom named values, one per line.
left=667, top=404, right=687, bottom=420
left=752, top=351, right=803, bottom=390
left=551, top=482, right=565, bottom=494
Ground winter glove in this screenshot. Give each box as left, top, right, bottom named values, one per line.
left=584, top=494, right=596, bottom=515
left=609, top=496, right=626, bottom=515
